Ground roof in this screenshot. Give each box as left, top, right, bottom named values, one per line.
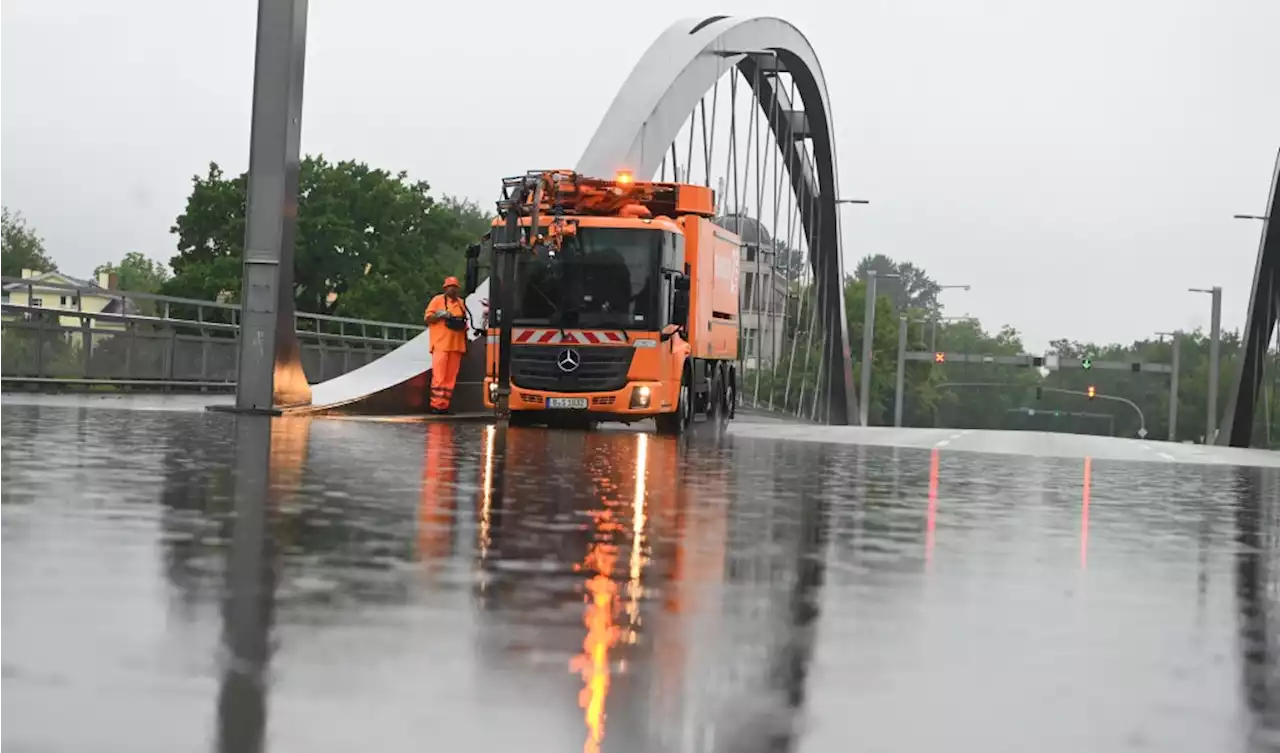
left=3, top=270, right=102, bottom=292
left=712, top=213, right=775, bottom=247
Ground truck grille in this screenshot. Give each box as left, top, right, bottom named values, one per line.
left=511, top=345, right=634, bottom=393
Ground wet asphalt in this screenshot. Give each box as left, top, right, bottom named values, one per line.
left=2, top=395, right=1278, bottom=753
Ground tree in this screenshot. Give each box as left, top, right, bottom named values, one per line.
left=440, top=195, right=494, bottom=241
left=2, top=207, right=57, bottom=278
left=853, top=254, right=943, bottom=312
left=164, top=157, right=492, bottom=324
left=94, top=252, right=170, bottom=294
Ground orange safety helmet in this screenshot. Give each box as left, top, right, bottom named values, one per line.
left=442, top=276, right=460, bottom=290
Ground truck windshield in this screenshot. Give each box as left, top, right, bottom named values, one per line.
left=512, top=227, right=662, bottom=330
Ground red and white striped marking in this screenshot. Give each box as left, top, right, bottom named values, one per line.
left=512, top=328, right=628, bottom=345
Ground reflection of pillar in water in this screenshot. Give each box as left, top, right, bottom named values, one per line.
left=418, top=423, right=458, bottom=566
left=757, top=443, right=832, bottom=752
left=1232, top=467, right=1279, bottom=736
left=653, top=446, right=732, bottom=750
left=215, top=416, right=311, bottom=753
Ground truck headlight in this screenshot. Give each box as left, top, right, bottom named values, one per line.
left=488, top=382, right=497, bottom=401
left=630, top=385, right=651, bottom=409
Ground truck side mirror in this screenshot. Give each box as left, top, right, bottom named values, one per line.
left=671, top=287, right=690, bottom=326
left=463, top=243, right=481, bottom=295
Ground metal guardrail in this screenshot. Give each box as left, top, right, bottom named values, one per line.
left=1, top=276, right=423, bottom=389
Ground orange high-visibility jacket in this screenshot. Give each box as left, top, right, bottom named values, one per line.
left=425, top=294, right=468, bottom=353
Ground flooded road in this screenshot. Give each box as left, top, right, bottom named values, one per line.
left=2, top=399, right=1279, bottom=752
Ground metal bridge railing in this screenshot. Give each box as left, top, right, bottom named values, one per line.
left=1, top=276, right=423, bottom=388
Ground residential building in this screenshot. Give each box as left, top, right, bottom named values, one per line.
left=3, top=269, right=134, bottom=330
left=712, top=214, right=790, bottom=370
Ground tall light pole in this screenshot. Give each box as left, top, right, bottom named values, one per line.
left=1156, top=330, right=1181, bottom=441
left=1189, top=286, right=1223, bottom=443
left=860, top=269, right=899, bottom=427
left=930, top=284, right=972, bottom=352
left=894, top=314, right=908, bottom=427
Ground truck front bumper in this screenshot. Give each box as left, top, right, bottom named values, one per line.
left=482, top=379, right=672, bottom=417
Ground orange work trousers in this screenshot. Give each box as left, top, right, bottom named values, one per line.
left=430, top=350, right=463, bottom=411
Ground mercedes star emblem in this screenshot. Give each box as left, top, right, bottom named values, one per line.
left=556, top=348, right=581, bottom=373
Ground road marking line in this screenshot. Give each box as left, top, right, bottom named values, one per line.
left=1157, top=452, right=1176, bottom=461
left=935, top=439, right=950, bottom=448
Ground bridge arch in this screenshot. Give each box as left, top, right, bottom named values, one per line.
left=576, top=16, right=858, bottom=425
left=1220, top=147, right=1280, bottom=446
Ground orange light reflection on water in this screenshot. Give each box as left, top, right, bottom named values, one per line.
left=926, top=448, right=939, bottom=566
left=479, top=424, right=496, bottom=561
left=570, top=433, right=649, bottom=753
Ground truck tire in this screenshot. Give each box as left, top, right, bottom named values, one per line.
left=715, top=365, right=731, bottom=426
left=655, top=367, right=692, bottom=437
left=726, top=365, right=737, bottom=420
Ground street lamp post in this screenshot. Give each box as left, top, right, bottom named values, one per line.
left=894, top=314, right=908, bottom=427
left=860, top=269, right=899, bottom=427
left=1189, top=286, right=1223, bottom=443
left=1156, top=330, right=1181, bottom=441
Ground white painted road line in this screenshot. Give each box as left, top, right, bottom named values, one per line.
left=935, top=439, right=951, bottom=448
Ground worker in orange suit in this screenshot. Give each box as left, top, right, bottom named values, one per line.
left=425, top=276, right=469, bottom=414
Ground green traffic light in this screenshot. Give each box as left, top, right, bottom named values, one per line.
left=1082, top=357, right=1092, bottom=370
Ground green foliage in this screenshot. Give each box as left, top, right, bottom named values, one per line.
left=94, top=251, right=170, bottom=294
left=2, top=207, right=57, bottom=278
left=853, top=253, right=943, bottom=312
left=740, top=252, right=1280, bottom=448
left=163, top=157, right=492, bottom=323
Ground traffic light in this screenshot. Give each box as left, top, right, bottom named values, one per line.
left=1082, top=357, right=1093, bottom=370
left=934, top=352, right=946, bottom=363
left=1035, top=386, right=1043, bottom=400
left=1086, top=385, right=1097, bottom=400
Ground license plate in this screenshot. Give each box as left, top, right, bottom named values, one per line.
left=546, top=397, right=588, bottom=410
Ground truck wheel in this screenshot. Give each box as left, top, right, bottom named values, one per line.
left=656, top=368, right=692, bottom=437
left=725, top=365, right=737, bottom=420
left=714, top=366, right=731, bottom=426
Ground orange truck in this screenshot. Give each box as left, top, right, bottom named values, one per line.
left=472, top=170, right=740, bottom=435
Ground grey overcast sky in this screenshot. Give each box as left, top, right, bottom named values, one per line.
left=2, top=0, right=1276, bottom=350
